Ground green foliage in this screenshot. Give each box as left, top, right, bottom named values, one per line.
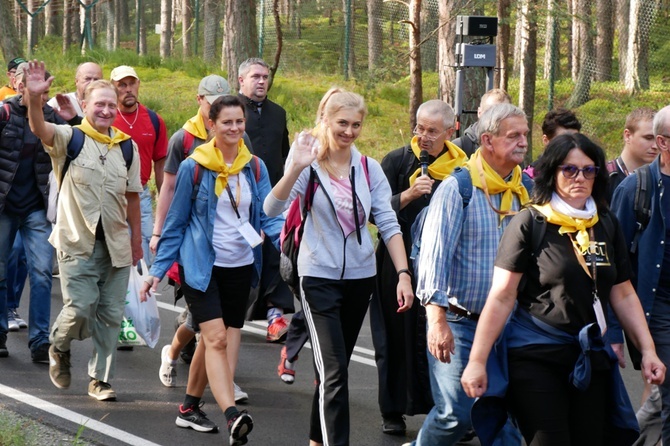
left=0, top=412, right=36, bottom=445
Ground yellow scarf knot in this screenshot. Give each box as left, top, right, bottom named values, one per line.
left=76, top=117, right=131, bottom=149
left=189, top=138, right=252, bottom=196
left=408, top=138, right=467, bottom=186
left=466, top=149, right=530, bottom=222
left=182, top=112, right=209, bottom=141
left=532, top=203, right=599, bottom=253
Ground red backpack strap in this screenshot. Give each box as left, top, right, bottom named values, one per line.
left=606, top=159, right=617, bottom=174
left=183, top=131, right=195, bottom=158
left=252, top=155, right=261, bottom=182
left=361, top=155, right=371, bottom=188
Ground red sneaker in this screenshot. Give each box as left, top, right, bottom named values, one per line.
left=277, top=346, right=296, bottom=384
left=266, top=316, right=289, bottom=343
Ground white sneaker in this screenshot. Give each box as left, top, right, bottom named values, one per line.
left=12, top=310, right=27, bottom=329
left=7, top=311, right=19, bottom=332
left=159, top=345, right=177, bottom=387
left=234, top=382, right=248, bottom=403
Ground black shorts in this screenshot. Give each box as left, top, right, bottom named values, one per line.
left=179, top=264, right=253, bottom=329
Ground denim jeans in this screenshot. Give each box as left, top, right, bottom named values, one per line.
left=0, top=210, right=53, bottom=350
left=140, top=186, right=155, bottom=268
left=413, top=314, right=522, bottom=446
left=6, top=231, right=28, bottom=310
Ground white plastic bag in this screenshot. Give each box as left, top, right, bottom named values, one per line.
left=123, top=260, right=161, bottom=348
left=118, top=315, right=146, bottom=347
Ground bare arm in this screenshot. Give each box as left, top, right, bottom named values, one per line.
left=149, top=172, right=176, bottom=254
left=610, top=280, right=666, bottom=385
left=126, top=191, right=143, bottom=266
left=25, top=61, right=56, bottom=147
left=461, top=267, right=521, bottom=398
left=384, top=233, right=414, bottom=312
left=153, top=157, right=166, bottom=193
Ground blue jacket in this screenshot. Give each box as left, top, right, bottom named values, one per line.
left=609, top=156, right=665, bottom=343
left=150, top=157, right=284, bottom=291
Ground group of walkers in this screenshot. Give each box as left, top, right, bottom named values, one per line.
left=2, top=51, right=670, bottom=446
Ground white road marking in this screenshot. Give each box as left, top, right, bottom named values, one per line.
left=0, top=383, right=162, bottom=446
left=156, top=301, right=378, bottom=367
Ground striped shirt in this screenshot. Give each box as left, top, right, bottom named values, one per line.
left=416, top=175, right=524, bottom=314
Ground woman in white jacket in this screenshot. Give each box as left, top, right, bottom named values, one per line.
left=264, top=87, right=414, bottom=446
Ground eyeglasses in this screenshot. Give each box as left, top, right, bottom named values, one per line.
left=413, top=125, right=447, bottom=142
left=558, top=164, right=600, bottom=180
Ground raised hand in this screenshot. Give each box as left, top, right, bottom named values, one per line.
left=54, top=94, right=77, bottom=121
left=24, top=60, right=54, bottom=98
left=291, top=131, right=319, bottom=169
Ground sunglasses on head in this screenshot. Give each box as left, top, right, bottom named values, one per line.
left=558, top=164, right=599, bottom=180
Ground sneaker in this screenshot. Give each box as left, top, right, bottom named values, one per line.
left=31, top=343, right=50, bottom=363
left=116, top=345, right=134, bottom=351
left=159, top=345, right=177, bottom=387
left=48, top=345, right=71, bottom=389
left=175, top=402, right=218, bottom=433
left=227, top=410, right=253, bottom=446
left=277, top=346, right=296, bottom=384
left=382, top=414, right=406, bottom=435
left=11, top=310, right=27, bottom=329
left=88, top=379, right=117, bottom=401
left=266, top=316, right=289, bottom=343
left=234, top=382, right=248, bottom=403
left=0, top=334, right=7, bottom=358
left=7, top=310, right=19, bottom=332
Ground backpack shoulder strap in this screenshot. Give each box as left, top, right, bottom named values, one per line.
left=451, top=166, right=473, bottom=208
left=147, top=108, right=161, bottom=146
left=191, top=162, right=205, bottom=201
left=527, top=207, right=547, bottom=255
left=182, top=130, right=195, bottom=158
left=606, top=159, right=618, bottom=175
left=120, top=139, right=134, bottom=170
left=631, top=165, right=653, bottom=254
left=251, top=155, right=261, bottom=183
left=360, top=155, right=371, bottom=188
left=521, top=171, right=534, bottom=196
left=62, top=127, right=86, bottom=184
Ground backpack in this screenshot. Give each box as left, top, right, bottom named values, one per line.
left=409, top=166, right=534, bottom=265
left=166, top=155, right=262, bottom=286
left=630, top=164, right=653, bottom=255
left=278, top=157, right=370, bottom=292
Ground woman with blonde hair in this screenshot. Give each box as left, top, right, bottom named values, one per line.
left=265, top=87, right=414, bottom=446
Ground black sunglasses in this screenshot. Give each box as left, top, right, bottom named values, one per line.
left=558, top=164, right=599, bottom=180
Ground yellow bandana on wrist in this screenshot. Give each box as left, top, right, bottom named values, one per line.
left=189, top=138, right=252, bottom=196
left=182, top=112, right=209, bottom=141
left=466, top=148, right=530, bottom=222
left=408, top=137, right=467, bottom=186
left=76, top=117, right=131, bottom=149
left=532, top=203, right=599, bottom=253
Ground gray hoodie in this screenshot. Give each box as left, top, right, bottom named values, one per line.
left=264, top=145, right=401, bottom=280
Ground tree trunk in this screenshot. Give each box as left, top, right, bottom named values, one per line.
left=438, top=0, right=457, bottom=105
left=27, top=0, right=39, bottom=56
left=160, top=0, right=173, bottom=59
left=543, top=0, right=559, bottom=80
left=518, top=0, right=537, bottom=163
left=203, top=0, right=218, bottom=62
left=367, top=0, right=383, bottom=72
left=571, top=0, right=581, bottom=82
left=223, top=0, right=258, bottom=90
left=408, top=0, right=422, bottom=131
left=420, top=0, right=438, bottom=72
left=617, top=0, right=630, bottom=82
left=182, top=0, right=192, bottom=58
left=296, top=0, right=302, bottom=39
left=512, top=1, right=523, bottom=76
left=625, top=0, right=658, bottom=93
left=496, top=0, right=511, bottom=90
left=137, top=0, right=147, bottom=55
left=342, top=0, right=355, bottom=78
left=119, top=0, right=130, bottom=35
left=267, top=0, right=283, bottom=92
left=0, top=0, right=21, bottom=62
left=566, top=0, right=573, bottom=76
left=45, top=0, right=59, bottom=36
left=105, top=0, right=116, bottom=51
left=566, top=0, right=594, bottom=108
left=62, top=0, right=72, bottom=53
left=595, top=0, right=613, bottom=81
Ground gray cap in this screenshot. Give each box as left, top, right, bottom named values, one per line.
left=198, top=75, right=230, bottom=104
left=13, top=62, right=29, bottom=83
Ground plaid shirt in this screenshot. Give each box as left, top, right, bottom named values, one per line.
left=416, top=175, right=523, bottom=314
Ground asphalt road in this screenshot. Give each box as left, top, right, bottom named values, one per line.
left=0, top=278, right=647, bottom=446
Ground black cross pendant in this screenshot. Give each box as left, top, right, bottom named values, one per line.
left=99, top=155, right=106, bottom=165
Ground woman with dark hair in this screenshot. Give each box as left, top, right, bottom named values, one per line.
left=461, top=133, right=665, bottom=446
left=141, top=95, right=284, bottom=445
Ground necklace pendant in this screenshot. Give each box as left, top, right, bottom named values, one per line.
left=99, top=155, right=106, bottom=165
left=129, top=125, right=133, bottom=129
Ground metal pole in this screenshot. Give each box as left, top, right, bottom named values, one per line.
left=194, top=0, right=200, bottom=56
left=258, top=0, right=266, bottom=56
left=344, top=0, right=351, bottom=80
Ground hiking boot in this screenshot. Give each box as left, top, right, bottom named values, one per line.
left=7, top=310, right=19, bottom=332
left=277, top=346, right=296, bottom=384
left=266, top=316, right=288, bottom=343
left=88, top=379, right=117, bottom=401
left=227, top=410, right=253, bottom=446
left=10, top=309, right=27, bottom=329
left=31, top=343, right=50, bottom=363
left=159, top=345, right=177, bottom=387
left=176, top=402, right=218, bottom=433
left=234, top=382, right=248, bottom=403
left=382, top=414, right=406, bottom=435
left=48, top=345, right=71, bottom=389
left=0, top=334, right=8, bottom=358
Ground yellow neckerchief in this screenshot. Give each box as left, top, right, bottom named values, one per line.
left=408, top=137, right=467, bottom=186
left=532, top=203, right=599, bottom=254
left=76, top=117, right=130, bottom=149
left=466, top=148, right=530, bottom=223
left=189, top=138, right=252, bottom=196
left=182, top=111, right=209, bottom=140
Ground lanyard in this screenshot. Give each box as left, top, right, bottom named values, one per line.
left=224, top=177, right=242, bottom=219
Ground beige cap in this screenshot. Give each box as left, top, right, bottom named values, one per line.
left=110, top=65, right=139, bottom=81
left=198, top=75, right=230, bottom=104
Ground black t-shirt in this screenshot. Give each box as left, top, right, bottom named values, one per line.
left=496, top=208, right=631, bottom=335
